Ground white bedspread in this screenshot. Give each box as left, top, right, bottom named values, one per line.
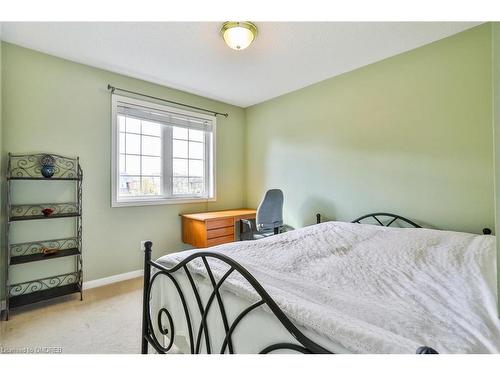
left=158, top=221, right=500, bottom=353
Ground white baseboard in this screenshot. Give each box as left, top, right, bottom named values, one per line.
left=83, top=269, right=143, bottom=290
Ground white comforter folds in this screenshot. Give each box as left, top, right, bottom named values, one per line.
left=158, top=221, right=500, bottom=353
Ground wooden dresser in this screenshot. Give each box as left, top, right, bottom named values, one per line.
left=181, top=209, right=257, bottom=248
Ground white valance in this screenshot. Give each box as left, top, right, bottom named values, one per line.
left=116, top=100, right=214, bottom=132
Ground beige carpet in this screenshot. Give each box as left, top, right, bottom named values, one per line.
left=0, top=277, right=143, bottom=354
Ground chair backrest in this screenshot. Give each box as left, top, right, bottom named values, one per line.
left=256, top=189, right=284, bottom=231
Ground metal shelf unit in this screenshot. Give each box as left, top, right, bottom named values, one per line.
left=2, top=153, right=83, bottom=320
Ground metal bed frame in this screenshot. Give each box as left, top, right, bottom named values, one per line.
left=316, top=212, right=422, bottom=227
left=142, top=212, right=439, bottom=354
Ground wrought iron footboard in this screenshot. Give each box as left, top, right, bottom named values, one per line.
left=141, top=242, right=331, bottom=354
left=141, top=241, right=438, bottom=354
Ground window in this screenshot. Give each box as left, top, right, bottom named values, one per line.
left=112, top=95, right=216, bottom=206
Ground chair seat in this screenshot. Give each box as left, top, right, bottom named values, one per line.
left=240, top=218, right=278, bottom=241
left=249, top=230, right=275, bottom=240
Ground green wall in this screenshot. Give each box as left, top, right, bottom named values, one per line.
left=246, top=24, right=494, bottom=234
left=0, top=43, right=246, bottom=298
left=493, top=22, right=500, bottom=310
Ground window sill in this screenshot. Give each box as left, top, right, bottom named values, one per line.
left=112, top=196, right=216, bottom=207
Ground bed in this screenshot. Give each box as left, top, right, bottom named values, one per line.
left=141, top=213, right=500, bottom=354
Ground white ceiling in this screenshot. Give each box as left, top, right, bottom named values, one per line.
left=0, top=22, right=481, bottom=107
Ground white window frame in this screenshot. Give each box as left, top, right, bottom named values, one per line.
left=111, top=94, right=217, bottom=207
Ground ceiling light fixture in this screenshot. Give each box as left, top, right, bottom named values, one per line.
left=220, top=21, right=258, bottom=51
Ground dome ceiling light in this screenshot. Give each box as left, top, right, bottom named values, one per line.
left=220, top=21, right=258, bottom=51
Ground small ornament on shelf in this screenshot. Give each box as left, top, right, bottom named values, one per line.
left=42, top=248, right=59, bottom=256
left=41, top=208, right=54, bottom=217
left=40, top=154, right=56, bottom=178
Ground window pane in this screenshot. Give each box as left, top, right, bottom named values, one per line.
left=119, top=155, right=125, bottom=174
left=118, top=116, right=126, bottom=132
left=173, top=127, right=188, bottom=140
left=142, top=156, right=161, bottom=175
left=119, top=176, right=141, bottom=196
left=142, top=121, right=161, bottom=136
left=173, top=158, right=188, bottom=176
left=189, top=160, right=204, bottom=177
left=173, top=139, right=188, bottom=158
left=189, top=141, right=204, bottom=159
left=119, top=133, right=125, bottom=153
left=142, top=135, right=161, bottom=156
left=172, top=177, right=189, bottom=195
left=115, top=101, right=214, bottom=203
left=125, top=155, right=140, bottom=175
left=189, top=129, right=204, bottom=142
left=142, top=177, right=161, bottom=195
left=126, top=117, right=141, bottom=133
left=126, top=133, right=141, bottom=154
left=189, top=177, right=204, bottom=195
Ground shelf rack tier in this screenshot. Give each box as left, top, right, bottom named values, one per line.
left=8, top=272, right=82, bottom=308
left=9, top=202, right=80, bottom=222
left=9, top=283, right=81, bottom=308
left=10, top=237, right=80, bottom=265
left=7, top=153, right=82, bottom=180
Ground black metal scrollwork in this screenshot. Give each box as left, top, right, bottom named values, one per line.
left=10, top=202, right=79, bottom=219
left=8, top=153, right=80, bottom=179
left=9, top=272, right=80, bottom=297
left=351, top=212, right=421, bottom=228
left=141, top=240, right=437, bottom=354
left=141, top=242, right=329, bottom=354
left=10, top=237, right=78, bottom=257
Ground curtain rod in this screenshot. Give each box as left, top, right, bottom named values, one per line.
left=107, top=84, right=229, bottom=118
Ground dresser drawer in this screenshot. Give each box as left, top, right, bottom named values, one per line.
left=207, top=234, right=234, bottom=247
left=207, top=226, right=234, bottom=239
left=206, top=218, right=234, bottom=230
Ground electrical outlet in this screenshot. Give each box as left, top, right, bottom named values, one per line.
left=140, top=240, right=152, bottom=252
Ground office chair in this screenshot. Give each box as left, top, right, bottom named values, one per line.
left=240, top=189, right=284, bottom=240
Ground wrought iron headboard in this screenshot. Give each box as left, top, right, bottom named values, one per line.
left=317, top=212, right=492, bottom=235
left=316, top=212, right=421, bottom=228
left=141, top=241, right=438, bottom=354
left=351, top=212, right=422, bottom=228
